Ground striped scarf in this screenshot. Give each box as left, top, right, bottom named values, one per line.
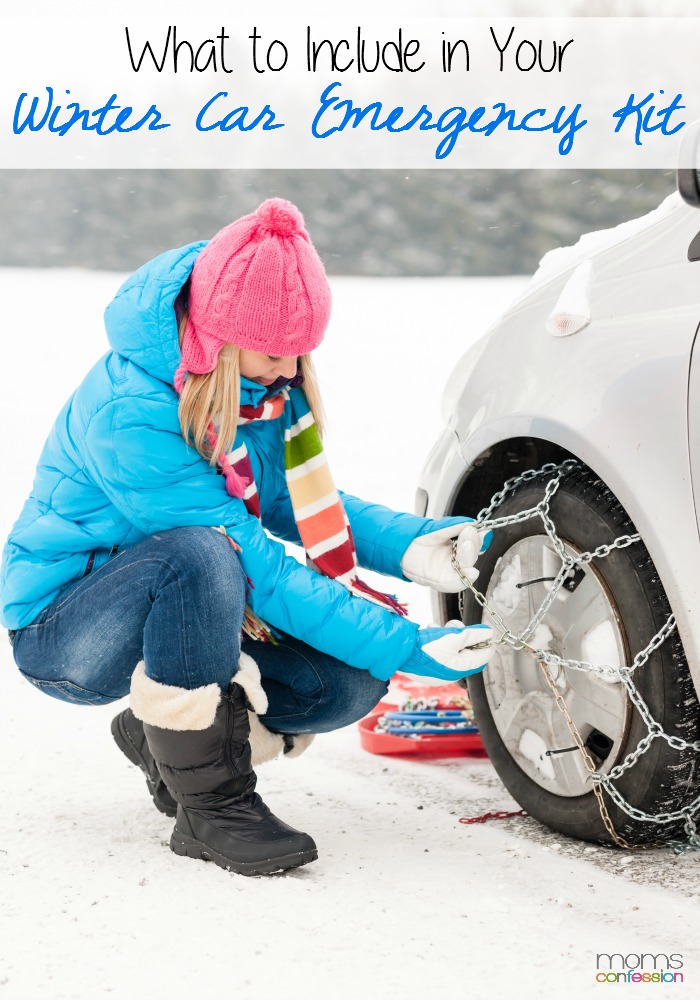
left=224, top=386, right=407, bottom=638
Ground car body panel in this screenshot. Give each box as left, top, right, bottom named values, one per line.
left=420, top=193, right=700, bottom=684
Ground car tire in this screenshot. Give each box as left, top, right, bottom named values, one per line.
left=460, top=466, right=700, bottom=846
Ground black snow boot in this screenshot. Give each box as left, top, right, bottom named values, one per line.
left=129, top=663, right=317, bottom=876
left=111, top=708, right=177, bottom=818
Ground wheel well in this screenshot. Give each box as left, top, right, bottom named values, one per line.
left=444, top=437, right=578, bottom=621
left=451, top=437, right=578, bottom=520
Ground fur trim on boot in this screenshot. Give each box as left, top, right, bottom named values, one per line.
left=247, top=713, right=316, bottom=766
left=129, top=656, right=316, bottom=760
left=234, top=651, right=269, bottom=713
left=235, top=653, right=315, bottom=766
left=247, top=712, right=286, bottom=766
left=283, top=732, right=315, bottom=759
left=129, top=662, right=221, bottom=731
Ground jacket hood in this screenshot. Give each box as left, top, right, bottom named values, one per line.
left=104, top=241, right=207, bottom=385
left=104, top=242, right=298, bottom=409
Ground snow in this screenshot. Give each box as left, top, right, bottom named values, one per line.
left=581, top=620, right=619, bottom=666
left=532, top=623, right=554, bottom=651
left=490, top=551, right=523, bottom=616
left=514, top=193, right=683, bottom=308
left=2, top=269, right=700, bottom=1000
left=582, top=620, right=623, bottom=684
left=519, top=728, right=556, bottom=781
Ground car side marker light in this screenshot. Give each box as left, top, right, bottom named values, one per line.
left=545, top=258, right=592, bottom=337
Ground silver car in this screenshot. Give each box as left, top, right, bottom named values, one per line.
left=418, top=125, right=700, bottom=847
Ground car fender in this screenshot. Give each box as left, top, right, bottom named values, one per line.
left=426, top=202, right=700, bottom=682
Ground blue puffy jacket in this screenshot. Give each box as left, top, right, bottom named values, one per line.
left=0, top=243, right=464, bottom=680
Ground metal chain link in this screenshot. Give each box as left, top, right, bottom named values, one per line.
left=452, top=460, right=700, bottom=852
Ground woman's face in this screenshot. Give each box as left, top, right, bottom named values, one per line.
left=239, top=349, right=298, bottom=386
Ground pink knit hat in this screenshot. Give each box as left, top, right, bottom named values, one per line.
left=176, top=198, right=331, bottom=386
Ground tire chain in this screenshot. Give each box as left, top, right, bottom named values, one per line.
left=453, top=460, right=700, bottom=852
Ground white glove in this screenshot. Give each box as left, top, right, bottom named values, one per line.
left=407, top=622, right=495, bottom=680
left=401, top=522, right=487, bottom=592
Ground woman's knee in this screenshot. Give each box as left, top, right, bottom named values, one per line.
left=289, top=669, right=387, bottom=733
left=339, top=671, right=388, bottom=726
left=148, top=526, right=246, bottom=609
left=258, top=645, right=389, bottom=734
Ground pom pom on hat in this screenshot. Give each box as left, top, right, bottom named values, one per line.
left=256, top=198, right=305, bottom=238
left=176, top=197, right=331, bottom=384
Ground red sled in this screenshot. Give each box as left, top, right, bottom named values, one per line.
left=358, top=674, right=486, bottom=756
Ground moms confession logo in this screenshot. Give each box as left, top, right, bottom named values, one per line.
left=595, top=953, right=684, bottom=985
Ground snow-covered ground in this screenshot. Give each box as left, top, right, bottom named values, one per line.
left=2, top=270, right=699, bottom=1000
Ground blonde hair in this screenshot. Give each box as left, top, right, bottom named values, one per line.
left=177, top=310, right=326, bottom=467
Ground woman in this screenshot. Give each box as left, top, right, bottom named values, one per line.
left=0, top=198, right=493, bottom=876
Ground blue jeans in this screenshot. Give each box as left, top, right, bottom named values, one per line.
left=9, top=526, right=388, bottom=734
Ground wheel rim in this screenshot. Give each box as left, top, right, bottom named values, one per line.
left=482, top=535, right=631, bottom=797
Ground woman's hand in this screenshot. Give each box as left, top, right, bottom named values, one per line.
left=404, top=622, right=494, bottom=681
left=400, top=520, right=492, bottom=592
